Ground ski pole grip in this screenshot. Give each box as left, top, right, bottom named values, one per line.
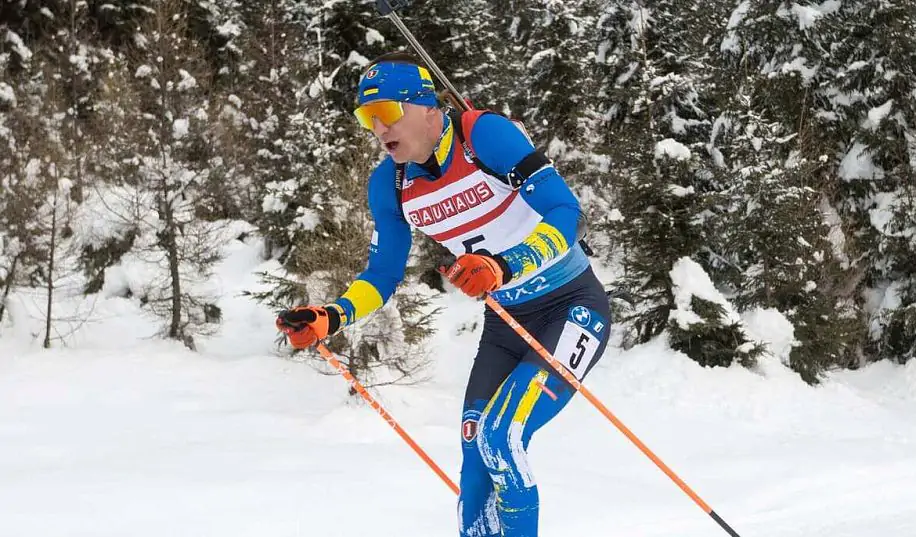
left=376, top=0, right=411, bottom=15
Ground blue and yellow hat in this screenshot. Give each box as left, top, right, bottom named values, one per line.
left=358, top=61, right=438, bottom=107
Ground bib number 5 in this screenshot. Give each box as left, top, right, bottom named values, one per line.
left=569, top=334, right=589, bottom=369
left=554, top=306, right=605, bottom=380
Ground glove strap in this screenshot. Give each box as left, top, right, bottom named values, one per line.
left=323, top=303, right=345, bottom=336
left=491, top=254, right=513, bottom=285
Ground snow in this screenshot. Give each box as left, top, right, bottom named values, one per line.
left=776, top=57, right=818, bottom=82
left=216, top=20, right=242, bottom=38
left=840, top=142, right=885, bottom=180
left=347, top=50, right=370, bottom=67
left=177, top=69, right=198, bottom=91
left=527, top=48, right=556, bottom=69
left=654, top=138, right=692, bottom=161
left=868, top=191, right=904, bottom=237
left=789, top=1, right=841, bottom=30
left=58, top=177, right=74, bottom=194
left=2, top=241, right=916, bottom=536
left=721, top=1, right=750, bottom=52
left=669, top=257, right=742, bottom=329
left=742, top=307, right=798, bottom=365
left=0, top=82, right=15, bottom=106
left=666, top=184, right=695, bottom=197
left=819, top=195, right=849, bottom=267
left=134, top=65, right=152, bottom=78
left=292, top=207, right=321, bottom=231
left=365, top=28, right=385, bottom=46
left=862, top=99, right=894, bottom=131
left=69, top=184, right=150, bottom=251
left=172, top=118, right=189, bottom=140
left=69, top=52, right=90, bottom=74
left=726, top=1, right=751, bottom=31
left=547, top=137, right=568, bottom=159
left=24, top=158, right=42, bottom=184
left=5, top=30, right=32, bottom=63
left=626, top=5, right=651, bottom=40
left=907, top=131, right=916, bottom=172
left=261, top=180, right=299, bottom=213
left=615, top=61, right=639, bottom=86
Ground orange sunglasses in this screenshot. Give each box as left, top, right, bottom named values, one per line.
left=353, top=91, right=437, bottom=130
left=353, top=100, right=407, bottom=130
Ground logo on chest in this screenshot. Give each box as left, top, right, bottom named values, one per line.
left=406, top=181, right=495, bottom=227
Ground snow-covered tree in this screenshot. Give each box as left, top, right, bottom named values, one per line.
left=0, top=49, right=86, bottom=346
left=594, top=1, right=745, bottom=363
left=817, top=1, right=916, bottom=364
left=112, top=0, right=225, bottom=348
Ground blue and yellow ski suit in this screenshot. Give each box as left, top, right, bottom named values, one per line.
left=330, top=109, right=611, bottom=537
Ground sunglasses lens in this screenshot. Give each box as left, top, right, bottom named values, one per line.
left=354, top=101, right=404, bottom=130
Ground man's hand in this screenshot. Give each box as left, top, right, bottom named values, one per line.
left=442, top=254, right=510, bottom=298
left=276, top=306, right=335, bottom=349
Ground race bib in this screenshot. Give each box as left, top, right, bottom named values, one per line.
left=553, top=305, right=607, bottom=380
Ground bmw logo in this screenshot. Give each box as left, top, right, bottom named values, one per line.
left=571, top=306, right=591, bottom=326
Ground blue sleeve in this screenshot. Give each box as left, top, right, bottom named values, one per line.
left=469, top=113, right=582, bottom=246
left=353, top=159, right=412, bottom=303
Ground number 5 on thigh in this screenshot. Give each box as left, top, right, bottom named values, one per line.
left=553, top=306, right=605, bottom=380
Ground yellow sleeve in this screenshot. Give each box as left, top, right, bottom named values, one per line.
left=327, top=279, right=385, bottom=329
left=499, top=222, right=570, bottom=281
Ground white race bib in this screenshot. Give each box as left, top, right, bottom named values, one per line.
left=553, top=305, right=607, bottom=380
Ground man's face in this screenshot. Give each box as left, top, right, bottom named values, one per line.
left=370, top=102, right=437, bottom=164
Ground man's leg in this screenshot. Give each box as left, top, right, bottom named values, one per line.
left=459, top=337, right=522, bottom=537
left=475, top=361, right=573, bottom=537
left=476, top=294, right=612, bottom=536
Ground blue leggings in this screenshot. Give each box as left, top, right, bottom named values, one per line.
left=458, top=269, right=610, bottom=537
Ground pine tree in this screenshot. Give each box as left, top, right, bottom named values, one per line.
left=591, top=0, right=761, bottom=367
left=708, top=0, right=867, bottom=381
left=819, top=1, right=916, bottom=364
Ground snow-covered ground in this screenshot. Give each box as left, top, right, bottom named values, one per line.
left=2, top=237, right=915, bottom=536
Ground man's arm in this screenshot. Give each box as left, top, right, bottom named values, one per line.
left=326, top=160, right=413, bottom=331
left=470, top=113, right=582, bottom=283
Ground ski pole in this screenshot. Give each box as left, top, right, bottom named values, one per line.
left=483, top=296, right=742, bottom=537
left=376, top=0, right=471, bottom=112
left=377, top=2, right=738, bottom=532
left=315, top=342, right=460, bottom=495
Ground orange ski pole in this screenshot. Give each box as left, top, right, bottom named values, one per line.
left=484, top=296, right=741, bottom=537
left=315, top=342, right=460, bottom=495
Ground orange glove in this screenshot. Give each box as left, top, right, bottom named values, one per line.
left=275, top=306, right=339, bottom=349
left=443, top=254, right=510, bottom=298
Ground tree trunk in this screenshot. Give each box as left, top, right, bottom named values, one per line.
left=44, top=189, right=59, bottom=349
left=161, top=195, right=183, bottom=341
left=0, top=255, right=19, bottom=324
